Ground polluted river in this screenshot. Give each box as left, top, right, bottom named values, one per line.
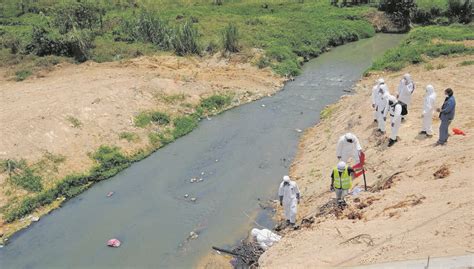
left=0, top=34, right=404, bottom=268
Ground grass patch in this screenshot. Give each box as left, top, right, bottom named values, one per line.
left=197, top=94, right=232, bottom=115
left=459, top=60, right=474, bottom=66
left=14, top=69, right=32, bottom=81
left=66, top=116, right=82, bottom=128
left=424, top=63, right=434, bottom=70
left=134, top=111, right=152, bottom=128
left=370, top=25, right=474, bottom=71
left=172, top=116, right=198, bottom=138
left=10, top=167, right=43, bottom=193
left=436, top=63, right=446, bottom=69
left=160, top=93, right=186, bottom=104
left=119, top=132, right=140, bottom=142
left=135, top=111, right=170, bottom=128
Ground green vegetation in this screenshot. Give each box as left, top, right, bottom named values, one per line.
left=10, top=168, right=43, bottom=192
left=222, top=23, right=239, bottom=52
left=459, top=60, right=474, bottom=66
left=15, top=69, right=32, bottom=81
left=1, top=0, right=376, bottom=77
left=119, top=132, right=140, bottom=142
left=66, top=116, right=82, bottom=128
left=370, top=25, right=474, bottom=71
left=172, top=116, right=199, bottom=138
left=413, top=0, right=472, bottom=25
left=197, top=94, right=232, bottom=114
left=134, top=111, right=170, bottom=128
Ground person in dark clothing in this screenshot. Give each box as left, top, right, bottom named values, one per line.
left=437, top=88, right=456, bottom=145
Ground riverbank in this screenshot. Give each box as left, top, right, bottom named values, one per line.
left=0, top=52, right=284, bottom=241
left=259, top=53, right=474, bottom=267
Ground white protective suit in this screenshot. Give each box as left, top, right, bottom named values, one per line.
left=336, top=133, right=362, bottom=163
left=376, top=84, right=390, bottom=132
left=397, top=73, right=415, bottom=106
left=371, top=78, right=385, bottom=120
left=422, top=85, right=437, bottom=135
left=278, top=177, right=300, bottom=224
left=389, top=96, right=402, bottom=140
left=250, top=228, right=281, bottom=250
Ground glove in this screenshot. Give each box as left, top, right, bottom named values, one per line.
left=330, top=185, right=335, bottom=192
left=280, top=201, right=283, bottom=206
left=372, top=104, right=375, bottom=108
left=391, top=122, right=394, bottom=127
left=383, top=117, right=386, bottom=121
left=297, top=199, right=300, bottom=204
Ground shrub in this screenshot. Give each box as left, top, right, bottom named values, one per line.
left=150, top=111, right=170, bottom=125
left=379, top=0, right=416, bottom=30
left=15, top=69, right=32, bottom=81
left=53, top=1, right=105, bottom=34
left=447, top=0, right=472, bottom=23
left=66, top=116, right=82, bottom=128
left=121, top=10, right=173, bottom=50
left=172, top=116, right=198, bottom=138
left=173, top=20, right=200, bottom=56
left=256, top=56, right=271, bottom=69
left=119, top=132, right=140, bottom=142
left=198, top=95, right=232, bottom=113
left=92, top=146, right=128, bottom=170
left=134, top=111, right=152, bottom=127
left=424, top=63, right=434, bottom=70
left=10, top=167, right=43, bottom=192
left=222, top=23, right=239, bottom=52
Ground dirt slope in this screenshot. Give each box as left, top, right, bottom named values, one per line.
left=0, top=53, right=283, bottom=232
left=259, top=55, right=474, bottom=268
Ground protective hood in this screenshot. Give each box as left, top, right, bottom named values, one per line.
left=379, top=84, right=389, bottom=94
left=426, top=85, right=436, bottom=97
left=377, top=78, right=385, bottom=85
left=344, top=133, right=355, bottom=141
left=388, top=95, right=397, bottom=105
left=403, top=73, right=412, bottom=84
left=251, top=228, right=259, bottom=237
left=283, top=175, right=290, bottom=182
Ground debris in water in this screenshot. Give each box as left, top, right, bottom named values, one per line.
left=106, top=191, right=114, bottom=197
left=190, top=197, right=197, bottom=202
left=188, top=231, right=199, bottom=240
left=190, top=178, right=197, bottom=183
left=201, top=172, right=205, bottom=176
left=198, top=178, right=203, bottom=182
left=30, top=216, right=40, bottom=222
left=295, top=129, right=303, bottom=133
left=107, top=238, right=121, bottom=248
left=184, top=194, right=189, bottom=198
left=261, top=104, right=266, bottom=107
left=215, top=159, right=219, bottom=162
left=206, top=116, right=212, bottom=121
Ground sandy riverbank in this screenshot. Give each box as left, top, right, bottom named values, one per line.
left=260, top=55, right=474, bottom=268
left=0, top=52, right=284, bottom=238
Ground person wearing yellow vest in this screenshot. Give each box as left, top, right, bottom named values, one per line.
left=330, top=161, right=355, bottom=206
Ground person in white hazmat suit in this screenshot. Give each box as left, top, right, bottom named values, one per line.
left=375, top=83, right=390, bottom=134
left=278, top=176, right=300, bottom=227
left=371, top=78, right=385, bottom=122
left=420, top=85, right=437, bottom=137
left=397, top=73, right=415, bottom=120
left=388, top=95, right=403, bottom=147
left=336, top=133, right=362, bottom=163
left=250, top=228, right=281, bottom=250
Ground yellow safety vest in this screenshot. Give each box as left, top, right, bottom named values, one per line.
left=333, top=167, right=352, bottom=190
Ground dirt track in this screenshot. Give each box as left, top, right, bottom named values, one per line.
left=0, top=53, right=283, bottom=230
left=260, top=55, right=474, bottom=268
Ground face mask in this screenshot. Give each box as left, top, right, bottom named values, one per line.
left=346, top=139, right=353, bottom=143
left=284, top=182, right=289, bottom=186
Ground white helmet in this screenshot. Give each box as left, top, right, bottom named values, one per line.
left=337, top=161, right=346, bottom=172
